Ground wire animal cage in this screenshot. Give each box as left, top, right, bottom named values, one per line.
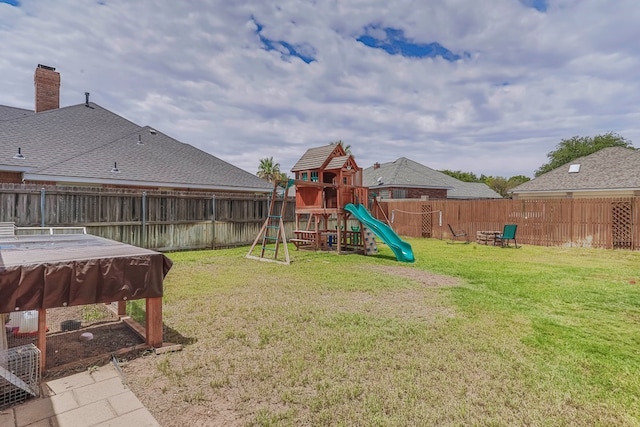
left=5, top=305, right=145, bottom=378
left=0, top=344, right=41, bottom=409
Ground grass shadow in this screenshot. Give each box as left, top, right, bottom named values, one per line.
left=127, top=300, right=196, bottom=346
left=162, top=324, right=197, bottom=346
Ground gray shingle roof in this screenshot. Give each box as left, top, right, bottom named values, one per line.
left=447, top=181, right=503, bottom=199
left=364, top=158, right=454, bottom=189
left=510, top=147, right=640, bottom=194
left=363, top=157, right=502, bottom=199
left=0, top=105, right=34, bottom=121
left=0, top=102, right=272, bottom=192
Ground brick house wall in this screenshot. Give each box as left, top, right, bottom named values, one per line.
left=405, top=187, right=447, bottom=199
left=369, top=187, right=447, bottom=199
left=373, top=187, right=447, bottom=200
left=0, top=172, right=23, bottom=184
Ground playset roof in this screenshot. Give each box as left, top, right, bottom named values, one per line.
left=291, top=144, right=346, bottom=172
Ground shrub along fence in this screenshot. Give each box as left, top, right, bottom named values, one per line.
left=0, top=184, right=294, bottom=251
left=374, top=197, right=640, bottom=250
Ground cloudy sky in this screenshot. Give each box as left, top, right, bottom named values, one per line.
left=1, top=0, right=639, bottom=179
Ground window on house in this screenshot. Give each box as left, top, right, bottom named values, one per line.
left=311, top=171, right=318, bottom=182
left=302, top=172, right=308, bottom=181
left=393, top=189, right=407, bottom=199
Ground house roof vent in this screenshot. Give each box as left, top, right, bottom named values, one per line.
left=110, top=162, right=120, bottom=173
left=568, top=164, right=580, bottom=173
left=13, top=147, right=25, bottom=159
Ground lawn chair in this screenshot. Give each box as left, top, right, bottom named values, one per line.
left=447, top=224, right=469, bottom=244
left=497, top=224, right=518, bottom=248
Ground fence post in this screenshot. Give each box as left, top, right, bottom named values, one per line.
left=212, top=194, right=216, bottom=249
left=569, top=198, right=574, bottom=247
left=40, top=187, right=45, bottom=227
left=142, top=192, right=147, bottom=248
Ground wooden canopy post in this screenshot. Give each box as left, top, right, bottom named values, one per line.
left=145, top=297, right=163, bottom=348
left=37, top=308, right=47, bottom=371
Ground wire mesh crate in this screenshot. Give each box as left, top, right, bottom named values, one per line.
left=0, top=343, right=41, bottom=409
left=5, top=305, right=145, bottom=379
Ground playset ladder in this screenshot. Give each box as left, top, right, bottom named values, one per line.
left=246, top=180, right=292, bottom=265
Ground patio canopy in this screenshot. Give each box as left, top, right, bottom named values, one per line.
left=0, top=234, right=172, bottom=313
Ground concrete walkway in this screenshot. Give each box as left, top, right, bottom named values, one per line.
left=1, top=363, right=159, bottom=427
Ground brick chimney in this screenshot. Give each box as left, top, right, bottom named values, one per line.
left=34, top=64, right=60, bottom=112
left=373, top=162, right=380, bottom=169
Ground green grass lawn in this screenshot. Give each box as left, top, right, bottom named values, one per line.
left=124, top=239, right=640, bottom=426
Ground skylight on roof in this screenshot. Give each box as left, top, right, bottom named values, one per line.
left=568, top=164, right=580, bottom=173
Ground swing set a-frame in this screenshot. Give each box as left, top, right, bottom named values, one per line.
left=246, top=179, right=293, bottom=265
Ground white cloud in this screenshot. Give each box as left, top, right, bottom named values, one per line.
left=1, top=0, right=640, bottom=179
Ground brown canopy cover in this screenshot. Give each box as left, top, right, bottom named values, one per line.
left=0, top=234, right=172, bottom=313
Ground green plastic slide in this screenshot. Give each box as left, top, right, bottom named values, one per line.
left=344, top=203, right=415, bottom=263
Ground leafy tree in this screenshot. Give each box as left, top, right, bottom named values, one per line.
left=535, top=132, right=633, bottom=177
left=276, top=171, right=289, bottom=183
left=484, top=176, right=509, bottom=197
left=440, top=170, right=479, bottom=182
left=483, top=175, right=531, bottom=197
left=507, top=175, right=530, bottom=187
left=257, top=157, right=282, bottom=183
left=440, top=169, right=531, bottom=197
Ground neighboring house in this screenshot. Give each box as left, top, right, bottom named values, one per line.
left=362, top=157, right=502, bottom=200
left=0, top=65, right=272, bottom=194
left=509, top=147, right=640, bottom=199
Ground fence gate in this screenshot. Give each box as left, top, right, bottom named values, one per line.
left=611, top=201, right=632, bottom=249
left=421, top=204, right=432, bottom=238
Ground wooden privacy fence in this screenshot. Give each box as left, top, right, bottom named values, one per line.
left=5, top=184, right=637, bottom=251
left=374, top=198, right=640, bottom=250
left=0, top=184, right=295, bottom=251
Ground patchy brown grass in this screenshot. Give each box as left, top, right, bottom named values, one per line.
left=119, top=242, right=640, bottom=426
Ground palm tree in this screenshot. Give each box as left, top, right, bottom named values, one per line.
left=331, top=140, right=351, bottom=155
left=257, top=157, right=282, bottom=183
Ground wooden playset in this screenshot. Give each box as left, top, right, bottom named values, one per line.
left=289, top=143, right=368, bottom=254
left=247, top=143, right=414, bottom=263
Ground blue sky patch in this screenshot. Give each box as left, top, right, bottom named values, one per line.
left=520, top=0, right=548, bottom=12
left=357, top=26, right=466, bottom=61
left=0, top=0, right=20, bottom=6
left=253, top=18, right=315, bottom=64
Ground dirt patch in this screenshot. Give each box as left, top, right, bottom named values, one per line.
left=368, top=264, right=462, bottom=287
left=327, top=265, right=461, bottom=322
left=121, top=266, right=463, bottom=426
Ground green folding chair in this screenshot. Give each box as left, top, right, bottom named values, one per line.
left=498, top=224, right=519, bottom=248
